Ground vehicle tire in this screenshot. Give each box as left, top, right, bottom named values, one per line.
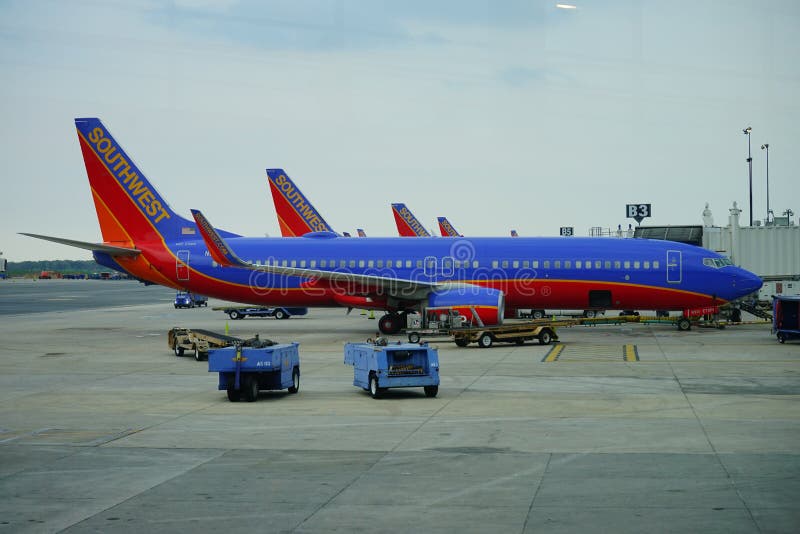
left=424, top=385, right=438, bottom=398
left=538, top=329, right=553, bottom=345
left=777, top=333, right=786, bottom=344
left=731, top=308, right=742, bottom=323
left=378, top=313, right=402, bottom=335
left=532, top=310, right=545, bottom=320
left=229, top=310, right=241, bottom=320
left=274, top=309, right=289, bottom=320
left=478, top=333, right=493, bottom=348
left=226, top=386, right=241, bottom=402
left=244, top=376, right=259, bottom=402
left=408, top=332, right=421, bottom=344
left=454, top=337, right=470, bottom=347
left=174, top=304, right=178, bottom=309
left=288, top=368, right=300, bottom=393
left=514, top=338, right=525, bottom=345
left=174, top=344, right=184, bottom=357
left=583, top=310, right=596, bottom=318
left=369, top=374, right=381, bottom=399
left=677, top=318, right=692, bottom=331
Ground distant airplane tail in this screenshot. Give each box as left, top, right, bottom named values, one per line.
left=510, top=230, right=519, bottom=237
left=74, top=118, right=206, bottom=247
left=357, top=228, right=367, bottom=237
left=266, top=169, right=334, bottom=236
left=437, top=217, right=461, bottom=237
left=391, top=203, right=431, bottom=237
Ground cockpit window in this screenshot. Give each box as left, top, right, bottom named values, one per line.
left=704, top=257, right=733, bottom=268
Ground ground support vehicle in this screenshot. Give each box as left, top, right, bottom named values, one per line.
left=213, top=306, right=308, bottom=320
left=452, top=322, right=560, bottom=348
left=168, top=327, right=272, bottom=361
left=773, top=295, right=800, bottom=343
left=344, top=342, right=440, bottom=398
left=208, top=343, right=300, bottom=402
left=174, top=292, right=207, bottom=308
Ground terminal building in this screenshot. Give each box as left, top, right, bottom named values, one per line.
left=635, top=203, right=800, bottom=302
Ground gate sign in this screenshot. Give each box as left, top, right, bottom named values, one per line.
left=560, top=227, right=574, bottom=236
left=626, top=204, right=651, bottom=224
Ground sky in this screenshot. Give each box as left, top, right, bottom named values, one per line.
left=1, top=0, right=798, bottom=261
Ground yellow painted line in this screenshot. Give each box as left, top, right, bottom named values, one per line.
left=542, top=344, right=564, bottom=362
left=623, top=344, right=639, bottom=362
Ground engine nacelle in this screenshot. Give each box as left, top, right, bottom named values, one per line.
left=427, top=286, right=505, bottom=326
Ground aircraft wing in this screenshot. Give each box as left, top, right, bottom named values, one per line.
left=19, top=233, right=141, bottom=256
left=191, top=209, right=437, bottom=297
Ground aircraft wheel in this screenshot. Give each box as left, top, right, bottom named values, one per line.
left=478, top=333, right=493, bottom=348
left=288, top=368, right=300, bottom=393
left=378, top=313, right=402, bottom=335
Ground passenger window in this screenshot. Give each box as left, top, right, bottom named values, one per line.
left=544, top=261, right=551, bottom=269
left=604, top=261, right=611, bottom=269
left=575, top=260, right=582, bottom=269
left=492, top=260, right=499, bottom=269
left=513, top=260, right=519, bottom=268
left=320, top=260, right=327, bottom=268
left=584, top=261, right=591, bottom=270
left=614, top=261, right=621, bottom=269
left=442, top=257, right=454, bottom=276
left=339, top=260, right=346, bottom=268
left=281, top=260, right=287, bottom=267
left=348, top=260, right=355, bottom=268
left=533, top=261, right=539, bottom=269
left=290, top=260, right=297, bottom=268
left=406, top=260, right=412, bottom=268
left=595, top=261, right=601, bottom=269
left=416, top=260, right=422, bottom=268
left=359, top=260, right=365, bottom=268
left=377, top=260, right=383, bottom=268
left=502, top=260, right=509, bottom=269
left=653, top=260, right=659, bottom=269
left=472, top=260, right=479, bottom=268
left=624, top=261, right=631, bottom=269
left=634, top=261, right=640, bottom=269
left=565, top=260, right=572, bottom=269
left=554, top=260, right=561, bottom=269
left=644, top=261, right=650, bottom=269
left=367, top=260, right=374, bottom=268
left=300, top=260, right=306, bottom=268
left=523, top=260, right=530, bottom=268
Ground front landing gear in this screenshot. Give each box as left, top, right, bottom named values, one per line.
left=378, top=313, right=403, bottom=335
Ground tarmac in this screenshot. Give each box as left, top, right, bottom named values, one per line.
left=0, top=279, right=798, bottom=533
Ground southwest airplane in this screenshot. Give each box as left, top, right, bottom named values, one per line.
left=438, top=217, right=462, bottom=237
left=23, top=118, right=762, bottom=336
left=266, top=169, right=335, bottom=237
left=391, top=203, right=431, bottom=237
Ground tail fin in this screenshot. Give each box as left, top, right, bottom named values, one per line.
left=266, top=169, right=334, bottom=236
left=437, top=217, right=461, bottom=237
left=391, top=203, right=431, bottom=237
left=357, top=228, right=367, bottom=237
left=74, top=118, right=207, bottom=247
left=510, top=230, right=519, bottom=237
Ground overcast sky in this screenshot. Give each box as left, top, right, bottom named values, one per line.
left=1, top=0, right=798, bottom=261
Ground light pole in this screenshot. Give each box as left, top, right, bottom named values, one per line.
left=743, top=126, right=753, bottom=226
left=761, top=143, right=770, bottom=223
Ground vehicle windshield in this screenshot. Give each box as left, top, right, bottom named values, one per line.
left=703, top=257, right=734, bottom=268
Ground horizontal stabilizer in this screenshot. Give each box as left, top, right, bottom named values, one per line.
left=19, top=233, right=141, bottom=256
left=190, top=210, right=246, bottom=267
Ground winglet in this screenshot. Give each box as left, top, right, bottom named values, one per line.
left=190, top=209, right=246, bottom=267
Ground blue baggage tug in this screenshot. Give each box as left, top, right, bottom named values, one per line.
left=208, top=343, right=300, bottom=402
left=344, top=342, right=440, bottom=399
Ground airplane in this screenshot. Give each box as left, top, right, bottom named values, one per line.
left=511, top=230, right=519, bottom=237
left=391, top=203, right=431, bottom=237
left=266, top=169, right=335, bottom=236
left=23, top=118, right=763, bottom=337
left=437, top=217, right=462, bottom=237
left=357, top=229, right=367, bottom=238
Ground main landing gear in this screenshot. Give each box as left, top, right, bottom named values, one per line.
left=378, top=312, right=404, bottom=335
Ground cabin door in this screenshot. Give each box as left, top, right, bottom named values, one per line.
left=666, top=250, right=682, bottom=284
left=176, top=250, right=190, bottom=281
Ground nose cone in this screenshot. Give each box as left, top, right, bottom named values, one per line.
left=733, top=268, right=762, bottom=299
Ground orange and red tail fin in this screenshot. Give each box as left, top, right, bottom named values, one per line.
left=266, top=169, right=334, bottom=236
left=391, top=203, right=430, bottom=237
